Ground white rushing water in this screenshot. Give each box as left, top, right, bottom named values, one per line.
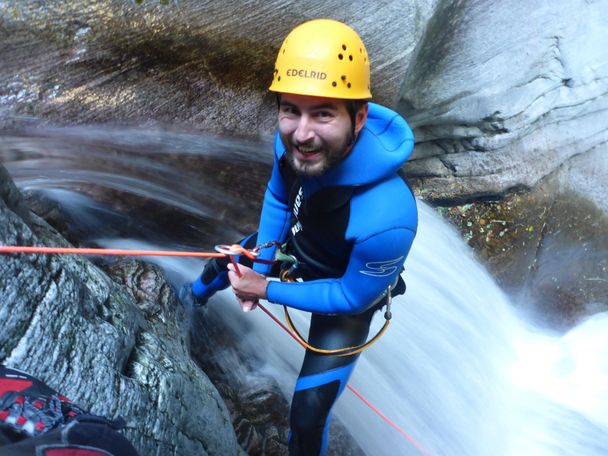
left=4, top=130, right=607, bottom=455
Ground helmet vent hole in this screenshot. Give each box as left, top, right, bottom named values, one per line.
left=347, top=82, right=351, bottom=88
left=341, top=75, right=347, bottom=80
left=359, top=48, right=362, bottom=53
left=332, top=81, right=337, bottom=87
left=342, top=44, right=347, bottom=50
left=349, top=55, right=353, bottom=61
left=278, top=76, right=281, bottom=81
left=338, top=54, right=343, bottom=60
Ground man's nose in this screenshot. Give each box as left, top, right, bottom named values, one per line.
left=294, top=115, right=314, bottom=143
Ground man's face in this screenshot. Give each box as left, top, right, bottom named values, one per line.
left=278, top=94, right=367, bottom=176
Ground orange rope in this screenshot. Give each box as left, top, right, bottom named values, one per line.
left=227, top=244, right=258, bottom=261
left=0, top=245, right=225, bottom=258
left=347, top=384, right=434, bottom=456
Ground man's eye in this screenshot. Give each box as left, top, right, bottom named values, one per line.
left=316, top=111, right=333, bottom=119
left=281, top=106, right=298, bottom=115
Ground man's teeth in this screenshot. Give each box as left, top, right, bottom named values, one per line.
left=298, top=146, right=320, bottom=154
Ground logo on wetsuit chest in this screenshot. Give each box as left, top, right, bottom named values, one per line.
left=291, top=186, right=304, bottom=236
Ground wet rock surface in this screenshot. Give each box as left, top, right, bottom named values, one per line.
left=437, top=173, right=608, bottom=331
left=0, top=126, right=272, bottom=251
left=400, top=0, right=608, bottom=205
left=0, top=163, right=244, bottom=455
left=0, top=0, right=433, bottom=136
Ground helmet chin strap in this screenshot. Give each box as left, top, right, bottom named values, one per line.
left=346, top=106, right=357, bottom=146
left=346, top=99, right=369, bottom=146
left=347, top=109, right=363, bottom=147
left=348, top=130, right=357, bottom=147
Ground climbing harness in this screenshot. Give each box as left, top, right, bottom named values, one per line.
left=0, top=241, right=431, bottom=456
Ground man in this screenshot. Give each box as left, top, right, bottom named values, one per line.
left=188, top=19, right=417, bottom=455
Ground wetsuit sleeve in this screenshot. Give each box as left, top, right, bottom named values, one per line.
left=253, top=154, right=292, bottom=275
left=265, top=227, right=416, bottom=314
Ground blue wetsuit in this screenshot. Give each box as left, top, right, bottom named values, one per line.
left=193, top=103, right=417, bottom=455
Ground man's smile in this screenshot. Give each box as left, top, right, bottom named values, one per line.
left=294, top=144, right=323, bottom=161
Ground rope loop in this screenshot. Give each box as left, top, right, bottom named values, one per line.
left=279, top=267, right=392, bottom=357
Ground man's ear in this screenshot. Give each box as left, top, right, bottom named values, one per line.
left=354, top=103, right=369, bottom=136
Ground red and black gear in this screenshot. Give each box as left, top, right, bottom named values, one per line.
left=0, top=365, right=138, bottom=456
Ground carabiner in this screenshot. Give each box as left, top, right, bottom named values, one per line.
left=214, top=244, right=259, bottom=257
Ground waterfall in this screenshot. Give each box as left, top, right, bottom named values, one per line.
left=2, top=127, right=607, bottom=455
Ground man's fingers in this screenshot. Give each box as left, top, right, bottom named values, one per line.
left=232, top=286, right=256, bottom=301
left=238, top=298, right=259, bottom=313
left=227, top=268, right=239, bottom=285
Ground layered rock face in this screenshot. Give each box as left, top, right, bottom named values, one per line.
left=395, top=0, right=608, bottom=327
left=2, top=0, right=605, bottom=208
left=400, top=0, right=608, bottom=205
left=0, top=0, right=436, bottom=135
left=2, top=0, right=605, bottom=209
left=0, top=164, right=243, bottom=455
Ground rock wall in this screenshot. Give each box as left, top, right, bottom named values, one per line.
left=394, top=0, right=608, bottom=326
left=2, top=0, right=605, bottom=209
left=440, top=178, right=608, bottom=330
left=0, top=163, right=243, bottom=455
left=400, top=0, right=608, bottom=205
left=0, top=0, right=435, bottom=135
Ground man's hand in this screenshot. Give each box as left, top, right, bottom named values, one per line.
left=227, top=263, right=268, bottom=312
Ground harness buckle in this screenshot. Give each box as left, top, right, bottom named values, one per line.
left=252, top=240, right=282, bottom=253
left=278, top=254, right=299, bottom=282
left=384, top=291, right=392, bottom=320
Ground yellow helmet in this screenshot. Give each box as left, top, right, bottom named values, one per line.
left=269, top=19, right=372, bottom=100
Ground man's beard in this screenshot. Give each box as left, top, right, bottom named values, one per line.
left=282, top=132, right=353, bottom=177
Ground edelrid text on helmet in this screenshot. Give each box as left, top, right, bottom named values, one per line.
left=269, top=19, right=372, bottom=100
